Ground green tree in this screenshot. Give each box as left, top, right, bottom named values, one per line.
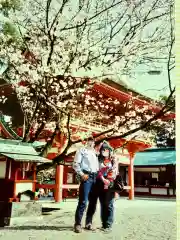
left=0, top=0, right=21, bottom=39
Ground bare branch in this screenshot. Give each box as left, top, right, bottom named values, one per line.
left=46, top=0, right=52, bottom=30
left=167, top=4, right=174, bottom=93
left=60, top=1, right=124, bottom=31
left=47, top=36, right=56, bottom=65
left=49, top=0, right=69, bottom=33
left=66, top=112, right=71, bottom=144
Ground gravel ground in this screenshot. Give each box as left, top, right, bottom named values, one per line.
left=0, top=199, right=176, bottom=240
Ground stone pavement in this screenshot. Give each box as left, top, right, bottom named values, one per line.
left=0, top=199, right=176, bottom=240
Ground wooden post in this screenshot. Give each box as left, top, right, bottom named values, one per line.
left=13, top=168, right=19, bottom=199
left=63, top=166, right=68, bottom=198
left=32, top=164, right=36, bottom=193
left=8, top=160, right=11, bottom=179
left=55, top=164, right=64, bottom=202
left=128, top=152, right=134, bottom=200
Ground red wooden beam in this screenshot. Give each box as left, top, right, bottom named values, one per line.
left=36, top=183, right=56, bottom=189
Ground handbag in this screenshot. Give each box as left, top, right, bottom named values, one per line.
left=112, top=175, right=124, bottom=192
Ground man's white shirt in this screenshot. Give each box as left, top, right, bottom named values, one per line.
left=73, top=147, right=99, bottom=176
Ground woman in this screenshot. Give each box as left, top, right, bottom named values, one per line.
left=97, top=141, right=118, bottom=231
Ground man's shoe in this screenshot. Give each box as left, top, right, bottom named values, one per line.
left=74, top=224, right=82, bottom=233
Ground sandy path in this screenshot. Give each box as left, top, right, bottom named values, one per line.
left=0, top=199, right=176, bottom=240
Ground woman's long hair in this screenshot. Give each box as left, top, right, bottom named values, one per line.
left=98, top=141, right=114, bottom=164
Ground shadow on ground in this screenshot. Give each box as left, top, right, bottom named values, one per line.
left=42, top=207, right=62, bottom=215
left=135, top=197, right=176, bottom=202
left=42, top=207, right=61, bottom=213
left=2, top=225, right=73, bottom=231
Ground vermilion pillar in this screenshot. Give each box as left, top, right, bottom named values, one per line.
left=54, top=132, right=65, bottom=202
left=55, top=164, right=64, bottom=202
left=128, top=152, right=135, bottom=200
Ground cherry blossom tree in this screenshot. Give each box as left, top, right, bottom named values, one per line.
left=151, top=95, right=175, bottom=147
left=0, top=0, right=175, bottom=170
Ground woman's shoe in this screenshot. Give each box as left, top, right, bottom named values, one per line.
left=101, top=226, right=112, bottom=233
left=85, top=224, right=96, bottom=231
left=103, top=227, right=112, bottom=233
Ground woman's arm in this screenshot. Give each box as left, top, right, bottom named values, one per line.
left=98, top=167, right=111, bottom=185
left=98, top=167, right=107, bottom=179
left=111, top=156, right=119, bottom=179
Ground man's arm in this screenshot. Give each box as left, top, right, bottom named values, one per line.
left=73, top=149, right=84, bottom=176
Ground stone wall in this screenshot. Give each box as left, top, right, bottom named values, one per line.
left=0, top=201, right=42, bottom=227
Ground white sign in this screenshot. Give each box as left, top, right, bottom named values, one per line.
left=152, top=172, right=159, bottom=179
left=67, top=173, right=73, bottom=184
left=0, top=161, right=6, bottom=178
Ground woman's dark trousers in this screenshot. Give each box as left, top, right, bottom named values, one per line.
left=98, top=181, right=115, bottom=228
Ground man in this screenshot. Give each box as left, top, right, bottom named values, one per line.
left=73, top=137, right=99, bottom=233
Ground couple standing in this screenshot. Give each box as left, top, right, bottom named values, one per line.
left=73, top=137, right=118, bottom=233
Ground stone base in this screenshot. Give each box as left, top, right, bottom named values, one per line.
left=0, top=201, right=42, bottom=227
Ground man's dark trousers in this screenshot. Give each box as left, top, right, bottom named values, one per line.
left=75, top=173, right=98, bottom=226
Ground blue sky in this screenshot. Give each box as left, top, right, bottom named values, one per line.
left=124, top=66, right=175, bottom=100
